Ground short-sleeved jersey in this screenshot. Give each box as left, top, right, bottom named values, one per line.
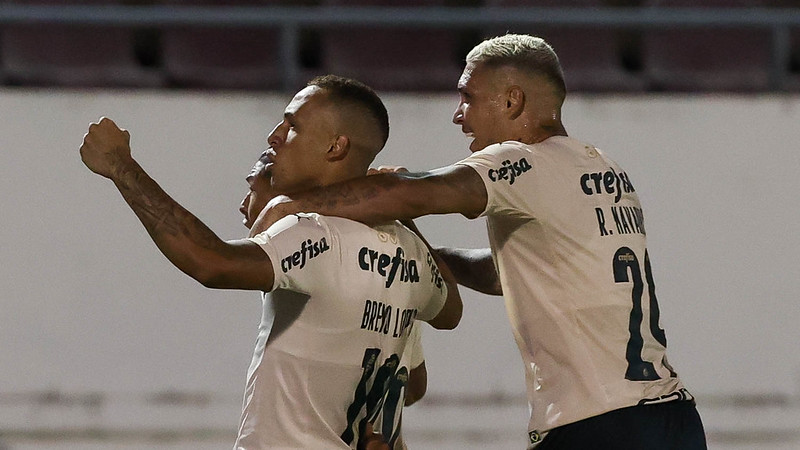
left=455, top=137, right=689, bottom=437
left=234, top=213, right=447, bottom=450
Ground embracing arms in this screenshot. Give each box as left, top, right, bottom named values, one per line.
left=250, top=164, right=489, bottom=237
left=80, top=118, right=274, bottom=291
left=247, top=164, right=501, bottom=297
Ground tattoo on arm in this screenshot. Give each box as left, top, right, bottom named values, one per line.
left=306, top=175, right=396, bottom=216
left=295, top=168, right=484, bottom=225
left=113, top=160, right=223, bottom=253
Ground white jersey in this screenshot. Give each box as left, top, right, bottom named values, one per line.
left=400, top=322, right=424, bottom=372
left=235, top=213, right=447, bottom=449
left=456, top=138, right=689, bottom=440
left=383, top=323, right=424, bottom=450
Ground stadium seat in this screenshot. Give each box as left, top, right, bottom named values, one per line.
left=483, top=0, right=648, bottom=92
left=0, top=0, right=164, bottom=88
left=642, top=0, right=772, bottom=91
left=789, top=26, right=800, bottom=91
left=764, top=0, right=800, bottom=91
left=318, top=0, right=465, bottom=91
left=159, top=0, right=304, bottom=90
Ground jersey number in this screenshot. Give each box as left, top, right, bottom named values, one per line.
left=341, top=348, right=408, bottom=448
left=613, top=247, right=676, bottom=381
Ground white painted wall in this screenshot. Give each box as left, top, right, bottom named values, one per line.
left=1, top=89, right=798, bottom=407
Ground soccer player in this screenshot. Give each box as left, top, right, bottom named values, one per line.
left=79, top=75, right=462, bottom=449
left=251, top=35, right=707, bottom=449
left=239, top=153, right=428, bottom=450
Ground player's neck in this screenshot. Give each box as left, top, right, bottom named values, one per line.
left=513, top=122, right=567, bottom=145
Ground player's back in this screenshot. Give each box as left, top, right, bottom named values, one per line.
left=235, top=213, right=447, bottom=449
left=457, top=137, right=688, bottom=435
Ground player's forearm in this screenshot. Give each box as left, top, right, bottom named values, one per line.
left=256, top=167, right=486, bottom=236
left=434, top=247, right=502, bottom=296
left=110, top=159, right=228, bottom=286
left=298, top=172, right=438, bottom=223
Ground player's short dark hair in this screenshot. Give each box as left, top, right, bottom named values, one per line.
left=307, top=74, right=390, bottom=149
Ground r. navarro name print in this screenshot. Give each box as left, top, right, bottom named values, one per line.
left=358, top=246, right=420, bottom=288
left=280, top=237, right=330, bottom=273
left=488, top=158, right=532, bottom=185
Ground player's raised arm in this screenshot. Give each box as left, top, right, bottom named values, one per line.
left=250, top=163, right=488, bottom=236
left=80, top=117, right=274, bottom=291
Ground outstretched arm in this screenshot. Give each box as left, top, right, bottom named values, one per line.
left=434, top=247, right=502, bottom=296
left=80, top=117, right=274, bottom=291
left=250, top=164, right=488, bottom=236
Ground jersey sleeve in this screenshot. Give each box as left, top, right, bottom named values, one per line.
left=414, top=247, right=448, bottom=322
left=404, top=323, right=425, bottom=369
left=453, top=141, right=536, bottom=219
left=247, top=213, right=338, bottom=294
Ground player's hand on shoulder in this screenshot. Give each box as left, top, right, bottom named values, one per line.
left=80, top=117, right=133, bottom=179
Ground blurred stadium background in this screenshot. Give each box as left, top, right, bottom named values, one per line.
left=2, top=0, right=800, bottom=93
left=1, top=1, right=800, bottom=449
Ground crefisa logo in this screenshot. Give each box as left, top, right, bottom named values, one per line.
left=488, top=157, right=532, bottom=185
left=280, top=237, right=330, bottom=273
left=358, top=246, right=420, bottom=288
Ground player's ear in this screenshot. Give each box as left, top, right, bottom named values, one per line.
left=327, top=135, right=350, bottom=162
left=506, top=85, right=525, bottom=119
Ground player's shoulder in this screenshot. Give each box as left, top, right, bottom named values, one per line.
left=262, top=212, right=325, bottom=236
left=286, top=215, right=426, bottom=254
left=250, top=213, right=341, bottom=245
left=272, top=212, right=371, bottom=231
left=470, top=138, right=577, bottom=163
left=298, top=214, right=401, bottom=246
left=527, top=136, right=615, bottom=170
left=476, top=140, right=533, bottom=156
left=457, top=141, right=535, bottom=171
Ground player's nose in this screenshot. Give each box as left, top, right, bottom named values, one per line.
left=239, top=194, right=249, bottom=216
left=452, top=106, right=463, bottom=125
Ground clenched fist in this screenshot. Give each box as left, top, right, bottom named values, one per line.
left=80, top=117, right=133, bottom=179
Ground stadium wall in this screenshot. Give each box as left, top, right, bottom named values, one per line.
left=1, top=88, right=798, bottom=415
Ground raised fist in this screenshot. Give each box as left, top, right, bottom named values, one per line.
left=80, top=117, right=132, bottom=179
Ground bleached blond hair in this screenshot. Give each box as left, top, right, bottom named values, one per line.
left=466, top=34, right=566, bottom=100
